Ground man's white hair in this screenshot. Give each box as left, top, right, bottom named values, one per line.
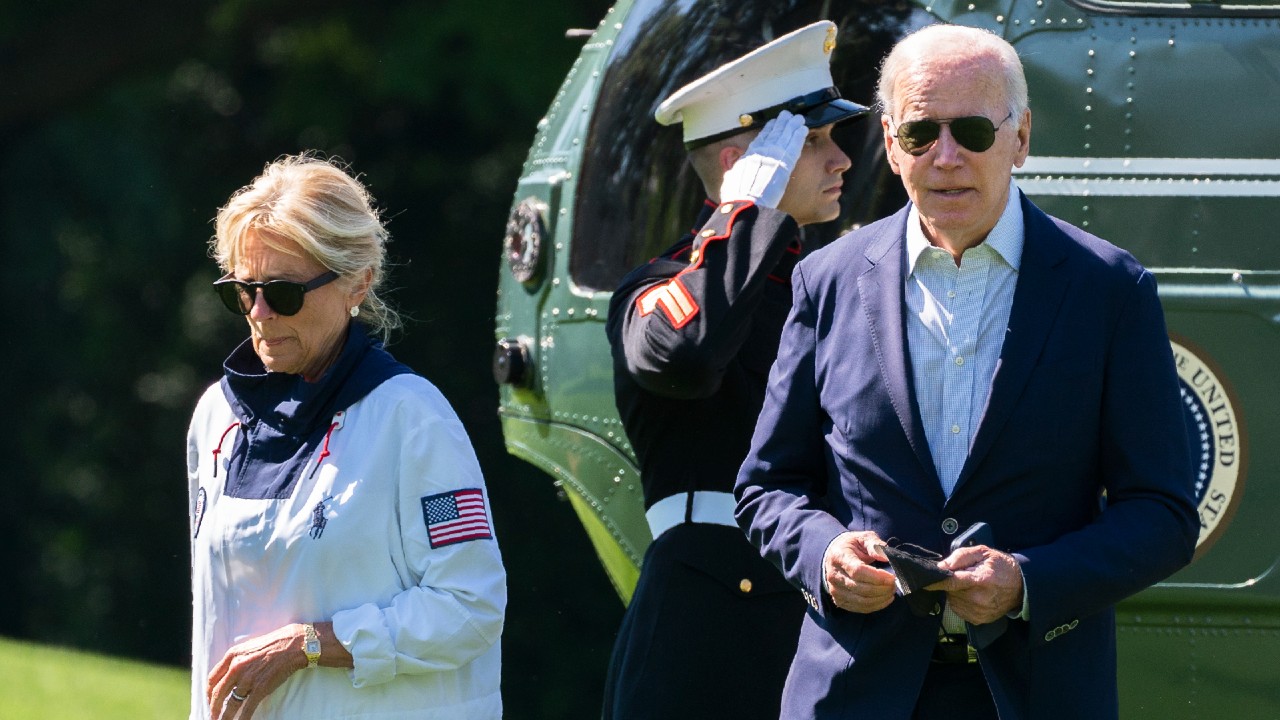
left=876, top=24, right=1028, bottom=123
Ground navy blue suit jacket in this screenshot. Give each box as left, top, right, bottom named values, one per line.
left=734, top=194, right=1198, bottom=720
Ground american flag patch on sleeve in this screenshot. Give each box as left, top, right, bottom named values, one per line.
left=421, top=489, right=493, bottom=548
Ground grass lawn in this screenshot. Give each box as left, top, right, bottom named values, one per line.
left=0, top=636, right=188, bottom=719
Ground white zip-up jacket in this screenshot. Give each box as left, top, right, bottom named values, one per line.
left=187, top=373, right=505, bottom=719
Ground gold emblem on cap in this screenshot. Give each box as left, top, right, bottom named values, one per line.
left=824, top=26, right=837, bottom=55
left=739, top=114, right=754, bottom=128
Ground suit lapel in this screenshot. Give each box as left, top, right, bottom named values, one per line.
left=953, top=196, right=1072, bottom=496
left=857, top=208, right=942, bottom=494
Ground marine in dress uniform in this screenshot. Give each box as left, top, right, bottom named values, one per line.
left=601, top=22, right=869, bottom=720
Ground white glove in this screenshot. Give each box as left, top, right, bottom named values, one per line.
left=718, top=110, right=809, bottom=209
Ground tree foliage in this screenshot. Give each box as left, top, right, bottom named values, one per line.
left=0, top=0, right=619, bottom=715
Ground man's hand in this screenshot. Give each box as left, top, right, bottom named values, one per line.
left=719, top=110, right=809, bottom=208
left=823, top=531, right=897, bottom=613
left=928, top=545, right=1023, bottom=625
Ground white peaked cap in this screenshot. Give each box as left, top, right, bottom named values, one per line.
left=655, top=20, right=868, bottom=148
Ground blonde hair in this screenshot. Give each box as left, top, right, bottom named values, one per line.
left=876, top=24, right=1028, bottom=124
left=211, top=153, right=400, bottom=342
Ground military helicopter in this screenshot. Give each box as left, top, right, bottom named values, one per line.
left=493, top=0, right=1280, bottom=715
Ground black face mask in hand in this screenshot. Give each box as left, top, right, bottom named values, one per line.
left=877, top=542, right=952, bottom=617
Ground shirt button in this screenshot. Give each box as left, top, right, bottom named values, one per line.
left=942, top=518, right=960, bottom=535
left=951, top=424, right=961, bottom=434
left=954, top=356, right=964, bottom=366
left=947, top=290, right=957, bottom=298
left=739, top=578, right=753, bottom=594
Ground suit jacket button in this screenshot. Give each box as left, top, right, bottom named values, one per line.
left=941, top=518, right=959, bottom=535
left=739, top=578, right=753, bottom=594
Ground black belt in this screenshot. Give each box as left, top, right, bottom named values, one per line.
left=932, top=633, right=978, bottom=664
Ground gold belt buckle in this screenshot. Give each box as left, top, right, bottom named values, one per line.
left=934, top=632, right=978, bottom=664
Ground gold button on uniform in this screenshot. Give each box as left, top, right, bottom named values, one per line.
left=701, top=228, right=715, bottom=237
left=739, top=578, right=753, bottom=594
left=720, top=203, right=733, bottom=214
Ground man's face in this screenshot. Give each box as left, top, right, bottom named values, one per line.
left=777, top=123, right=851, bottom=227
left=883, top=52, right=1031, bottom=252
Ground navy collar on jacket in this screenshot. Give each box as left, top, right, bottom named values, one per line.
left=218, top=322, right=413, bottom=500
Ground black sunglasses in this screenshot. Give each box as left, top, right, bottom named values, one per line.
left=893, top=112, right=1014, bottom=156
left=213, top=270, right=340, bottom=316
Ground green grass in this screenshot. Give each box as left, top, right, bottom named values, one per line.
left=0, top=636, right=188, bottom=719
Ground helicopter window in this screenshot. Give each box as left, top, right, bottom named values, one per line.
left=569, top=0, right=915, bottom=293
left=1066, top=0, right=1280, bottom=16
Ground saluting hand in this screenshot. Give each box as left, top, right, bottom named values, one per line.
left=719, top=110, right=809, bottom=209
left=929, top=545, right=1024, bottom=625
left=822, top=530, right=897, bottom=614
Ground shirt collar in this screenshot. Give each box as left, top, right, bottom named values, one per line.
left=906, top=178, right=1025, bottom=274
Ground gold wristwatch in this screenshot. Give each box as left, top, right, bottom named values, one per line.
left=303, top=623, right=321, bottom=668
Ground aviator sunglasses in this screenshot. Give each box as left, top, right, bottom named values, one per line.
left=893, top=112, right=1013, bottom=156
left=213, top=270, right=340, bottom=316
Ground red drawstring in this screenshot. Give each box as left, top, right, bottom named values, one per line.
left=211, top=422, right=240, bottom=478
left=212, top=417, right=340, bottom=481
left=310, top=421, right=340, bottom=479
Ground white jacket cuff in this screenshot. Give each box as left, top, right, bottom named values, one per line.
left=333, top=603, right=397, bottom=688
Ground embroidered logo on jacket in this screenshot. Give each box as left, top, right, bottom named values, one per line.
left=193, top=487, right=207, bottom=540
left=421, top=489, right=493, bottom=548
left=310, top=495, right=335, bottom=539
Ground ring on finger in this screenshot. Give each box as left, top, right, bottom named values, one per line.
left=230, top=687, right=248, bottom=702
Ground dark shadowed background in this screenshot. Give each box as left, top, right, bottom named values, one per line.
left=0, top=1, right=621, bottom=716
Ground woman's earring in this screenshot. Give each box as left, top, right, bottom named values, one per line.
left=349, top=306, right=360, bottom=318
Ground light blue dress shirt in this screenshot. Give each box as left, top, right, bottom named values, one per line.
left=905, top=179, right=1024, bottom=500
left=905, top=180, right=1027, bottom=633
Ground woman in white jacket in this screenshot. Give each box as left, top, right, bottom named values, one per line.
left=188, top=154, right=505, bottom=720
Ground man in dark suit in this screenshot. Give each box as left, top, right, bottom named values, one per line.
left=734, top=24, right=1198, bottom=720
